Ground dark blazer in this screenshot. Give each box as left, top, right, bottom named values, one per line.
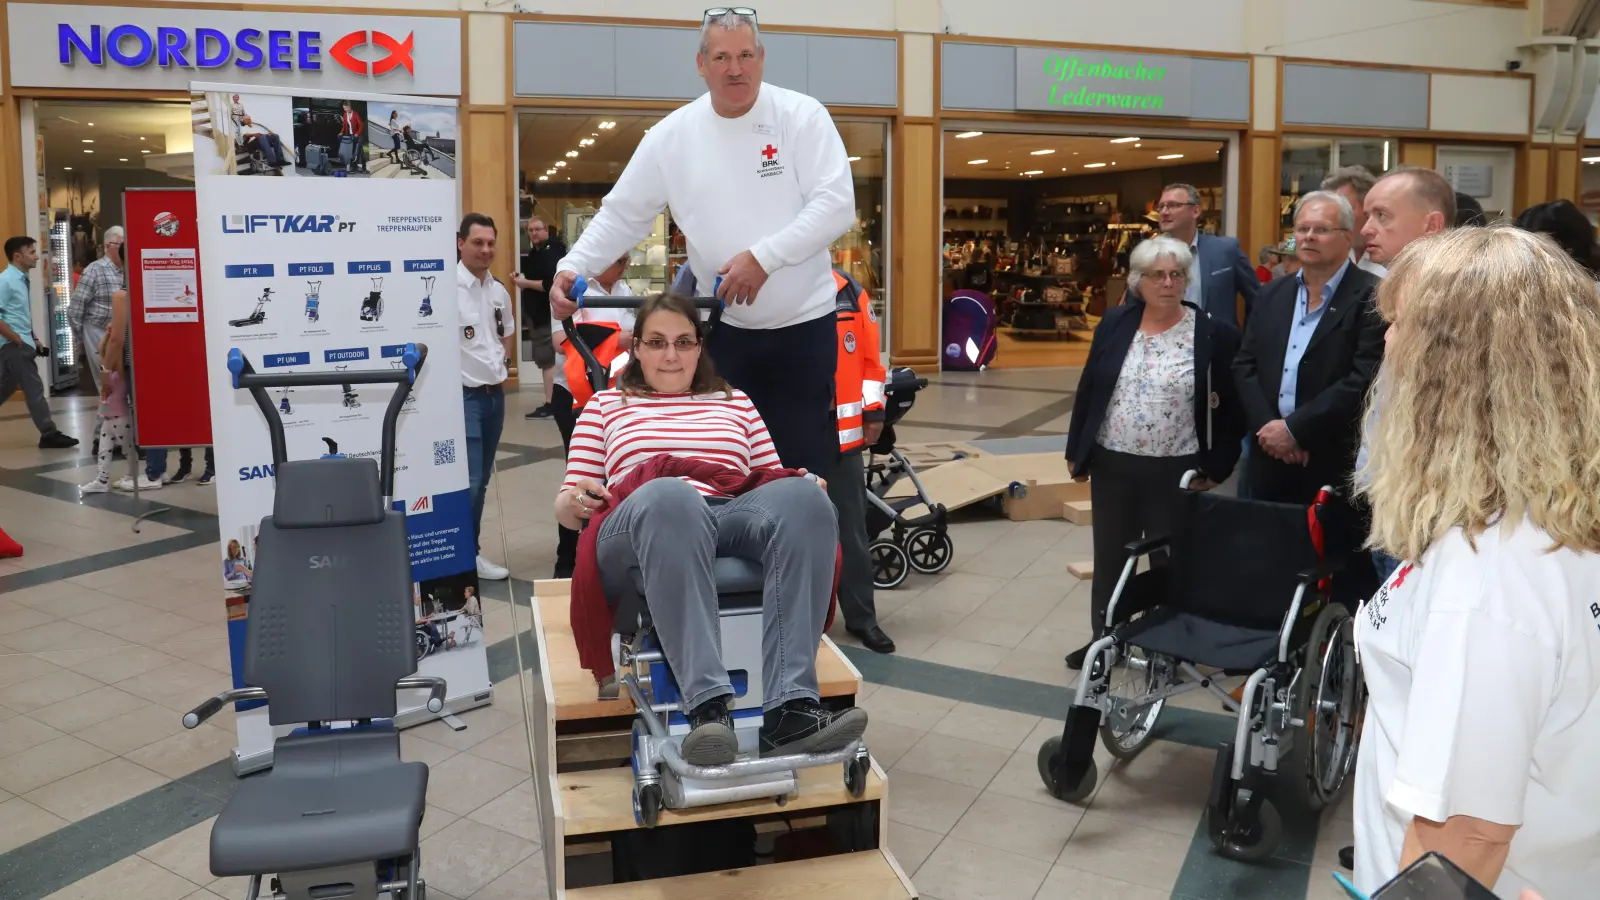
left=1232, top=265, right=1384, bottom=502
left=1066, top=300, right=1246, bottom=482
left=1121, top=233, right=1259, bottom=328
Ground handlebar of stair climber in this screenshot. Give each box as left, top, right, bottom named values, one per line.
left=560, top=275, right=724, bottom=393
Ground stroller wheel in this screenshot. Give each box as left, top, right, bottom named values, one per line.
left=904, top=528, right=953, bottom=574
left=869, top=540, right=909, bottom=590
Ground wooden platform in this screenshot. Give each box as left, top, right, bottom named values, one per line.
left=883, top=452, right=1087, bottom=520
left=561, top=762, right=885, bottom=836
left=567, top=850, right=914, bottom=899
left=535, top=583, right=861, bottom=724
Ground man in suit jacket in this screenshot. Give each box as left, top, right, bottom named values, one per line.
left=1143, top=183, right=1259, bottom=328
left=1233, top=190, right=1384, bottom=504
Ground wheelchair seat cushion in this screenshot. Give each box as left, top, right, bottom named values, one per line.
left=1119, top=606, right=1281, bottom=672
left=210, top=729, right=426, bottom=876
left=611, top=556, right=766, bottom=634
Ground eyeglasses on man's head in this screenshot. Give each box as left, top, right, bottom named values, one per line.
left=705, top=6, right=758, bottom=20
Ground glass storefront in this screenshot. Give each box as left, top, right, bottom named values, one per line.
left=513, top=112, right=890, bottom=359
left=1280, top=136, right=1397, bottom=242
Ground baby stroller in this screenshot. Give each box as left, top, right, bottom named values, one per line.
left=863, top=368, right=953, bottom=589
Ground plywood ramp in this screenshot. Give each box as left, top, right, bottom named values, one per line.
left=566, top=850, right=914, bottom=899
left=882, top=452, right=1084, bottom=520
left=534, top=582, right=861, bottom=722
left=561, top=763, right=885, bottom=836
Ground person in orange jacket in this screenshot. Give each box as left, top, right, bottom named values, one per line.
left=672, top=264, right=894, bottom=652
left=827, top=268, right=894, bottom=653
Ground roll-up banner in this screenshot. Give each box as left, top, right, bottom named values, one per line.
left=190, top=81, right=487, bottom=772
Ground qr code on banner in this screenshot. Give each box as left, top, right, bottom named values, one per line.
left=433, top=439, right=456, bottom=467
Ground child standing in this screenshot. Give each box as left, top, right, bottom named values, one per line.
left=80, top=336, right=131, bottom=495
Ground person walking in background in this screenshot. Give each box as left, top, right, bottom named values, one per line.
left=1351, top=225, right=1600, bottom=900
left=1064, top=235, right=1244, bottom=669
left=1321, top=166, right=1388, bottom=277
left=69, top=226, right=124, bottom=456
left=0, top=236, right=77, bottom=449
left=514, top=217, right=564, bottom=420
left=457, top=213, right=514, bottom=581
left=549, top=8, right=856, bottom=478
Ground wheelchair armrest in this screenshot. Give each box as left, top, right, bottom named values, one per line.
left=1294, top=557, right=1346, bottom=585
left=183, top=687, right=268, bottom=729
left=397, top=675, right=448, bottom=713
left=1124, top=535, right=1170, bottom=558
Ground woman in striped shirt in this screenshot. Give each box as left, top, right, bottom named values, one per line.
left=556, top=292, right=867, bottom=766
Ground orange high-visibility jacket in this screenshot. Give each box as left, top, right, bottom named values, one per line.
left=563, top=321, right=632, bottom=409
left=833, top=269, right=886, bottom=453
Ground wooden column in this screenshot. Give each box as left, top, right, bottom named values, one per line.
left=891, top=120, right=939, bottom=370
left=465, top=108, right=516, bottom=380
left=0, top=98, right=25, bottom=240
left=1553, top=146, right=1580, bottom=204
left=1519, top=145, right=1551, bottom=214
left=1241, top=132, right=1281, bottom=263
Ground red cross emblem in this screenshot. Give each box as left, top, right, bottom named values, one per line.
left=761, top=144, right=779, bottom=160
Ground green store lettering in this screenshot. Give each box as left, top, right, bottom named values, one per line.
left=1044, top=55, right=1168, bottom=110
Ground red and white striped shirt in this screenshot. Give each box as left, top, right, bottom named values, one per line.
left=561, top=389, right=781, bottom=497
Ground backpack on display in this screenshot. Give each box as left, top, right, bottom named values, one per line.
left=942, top=290, right=998, bottom=371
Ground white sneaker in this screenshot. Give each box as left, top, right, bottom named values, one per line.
left=114, top=474, right=163, bottom=491
left=476, top=555, right=509, bottom=581
left=79, top=479, right=109, bottom=494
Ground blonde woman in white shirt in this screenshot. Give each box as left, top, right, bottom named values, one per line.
left=1352, top=225, right=1600, bottom=899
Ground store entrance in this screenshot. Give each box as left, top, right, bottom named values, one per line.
left=31, top=99, right=194, bottom=396
left=942, top=129, right=1229, bottom=369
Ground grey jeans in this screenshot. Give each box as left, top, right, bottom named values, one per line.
left=595, top=476, right=839, bottom=713
left=0, top=342, right=56, bottom=435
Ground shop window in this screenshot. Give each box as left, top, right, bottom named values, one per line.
left=1281, top=137, right=1395, bottom=241
left=515, top=111, right=889, bottom=354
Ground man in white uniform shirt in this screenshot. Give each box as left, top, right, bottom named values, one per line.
left=548, top=7, right=856, bottom=477
left=457, top=213, right=515, bottom=581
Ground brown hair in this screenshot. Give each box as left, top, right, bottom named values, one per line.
left=613, top=291, right=731, bottom=398
left=1379, top=166, right=1457, bottom=224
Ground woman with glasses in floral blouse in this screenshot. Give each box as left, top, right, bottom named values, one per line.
left=1062, top=235, right=1247, bottom=669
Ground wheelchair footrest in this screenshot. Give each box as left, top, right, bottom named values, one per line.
left=1055, top=705, right=1101, bottom=785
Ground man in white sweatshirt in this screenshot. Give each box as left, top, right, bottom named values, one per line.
left=548, top=8, right=856, bottom=476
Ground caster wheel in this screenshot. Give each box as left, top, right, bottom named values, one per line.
left=1036, top=736, right=1097, bottom=803
left=634, top=783, right=663, bottom=828
left=775, top=792, right=789, bottom=807
left=413, top=630, right=429, bottom=660
left=870, top=540, right=909, bottom=589
left=844, top=753, right=870, bottom=799
left=904, top=528, right=954, bottom=574
left=1209, top=795, right=1283, bottom=862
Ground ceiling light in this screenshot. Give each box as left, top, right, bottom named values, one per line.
left=848, top=156, right=861, bottom=162
left=566, top=150, right=579, bottom=158
left=1110, top=136, right=1140, bottom=144
left=1157, top=153, right=1185, bottom=160
left=598, top=121, right=616, bottom=129
left=63, top=166, right=72, bottom=171
left=140, top=149, right=149, bottom=154
left=578, top=138, right=594, bottom=147
left=1022, top=170, right=1043, bottom=176
left=1084, top=162, right=1107, bottom=168
left=81, top=139, right=93, bottom=144
left=119, top=158, right=127, bottom=162
left=1111, top=162, right=1117, bottom=166
left=1029, top=149, right=1055, bottom=156
left=1135, top=143, right=1142, bottom=148
left=84, top=149, right=93, bottom=154
left=538, top=175, right=548, bottom=181
left=139, top=136, right=145, bottom=141
left=87, top=122, right=93, bottom=127
left=967, top=158, right=988, bottom=165
left=1586, top=156, right=1600, bottom=164
left=954, top=131, right=982, bottom=139
left=554, top=161, right=566, bottom=167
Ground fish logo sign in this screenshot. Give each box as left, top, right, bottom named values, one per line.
left=329, top=30, right=414, bottom=76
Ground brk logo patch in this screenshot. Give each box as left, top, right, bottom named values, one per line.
left=759, top=143, right=785, bottom=178
left=843, top=331, right=857, bottom=353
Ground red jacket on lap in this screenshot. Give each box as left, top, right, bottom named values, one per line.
left=569, top=453, right=841, bottom=681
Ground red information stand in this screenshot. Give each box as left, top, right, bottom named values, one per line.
left=124, top=187, right=212, bottom=448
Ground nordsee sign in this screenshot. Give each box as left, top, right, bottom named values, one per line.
left=6, top=3, right=461, bottom=94
left=1016, top=47, right=1194, bottom=118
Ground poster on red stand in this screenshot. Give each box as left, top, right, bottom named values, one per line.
left=123, top=187, right=212, bottom=448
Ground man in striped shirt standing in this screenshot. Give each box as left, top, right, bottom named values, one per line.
left=70, top=227, right=124, bottom=454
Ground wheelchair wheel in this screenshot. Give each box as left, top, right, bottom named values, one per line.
left=1036, top=736, right=1097, bottom=803
left=1099, top=649, right=1168, bottom=760
left=1301, top=603, right=1362, bottom=810
left=633, top=782, right=663, bottom=828
left=413, top=629, right=430, bottom=660
left=904, top=527, right=953, bottom=574
left=1208, top=793, right=1282, bottom=863
left=870, top=540, right=909, bottom=589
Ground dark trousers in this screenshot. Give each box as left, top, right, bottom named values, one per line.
left=707, top=312, right=838, bottom=477
left=827, top=448, right=877, bottom=630
left=1087, top=446, right=1198, bottom=639
left=551, top=383, right=580, bottom=579
left=0, top=342, right=56, bottom=435
left=1242, top=451, right=1341, bottom=506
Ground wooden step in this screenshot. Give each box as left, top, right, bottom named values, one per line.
left=1068, top=560, right=1093, bottom=580
left=560, top=759, right=884, bottom=836
left=535, top=584, right=861, bottom=723
left=1062, top=500, right=1093, bottom=526
left=566, top=849, right=915, bottom=899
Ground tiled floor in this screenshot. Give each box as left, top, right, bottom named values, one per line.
left=0, top=367, right=1352, bottom=900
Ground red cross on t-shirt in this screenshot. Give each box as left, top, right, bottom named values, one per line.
left=761, top=144, right=778, bottom=160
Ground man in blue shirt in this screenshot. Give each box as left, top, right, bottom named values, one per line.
left=0, top=236, right=77, bottom=449
left=1233, top=192, right=1383, bottom=504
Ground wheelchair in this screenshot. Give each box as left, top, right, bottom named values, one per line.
left=1036, top=472, right=1365, bottom=862
left=181, top=345, right=447, bottom=900
left=604, top=556, right=871, bottom=828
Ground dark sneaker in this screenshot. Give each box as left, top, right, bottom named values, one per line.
left=39, top=431, right=78, bottom=449
left=197, top=472, right=215, bottom=486
left=760, top=699, right=867, bottom=758
left=525, top=403, right=554, bottom=420
left=166, top=467, right=191, bottom=485
left=680, top=696, right=737, bottom=766
left=1064, top=642, right=1090, bottom=670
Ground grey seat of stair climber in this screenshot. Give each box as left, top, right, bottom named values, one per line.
left=210, top=456, right=428, bottom=875
left=609, top=556, right=767, bottom=635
